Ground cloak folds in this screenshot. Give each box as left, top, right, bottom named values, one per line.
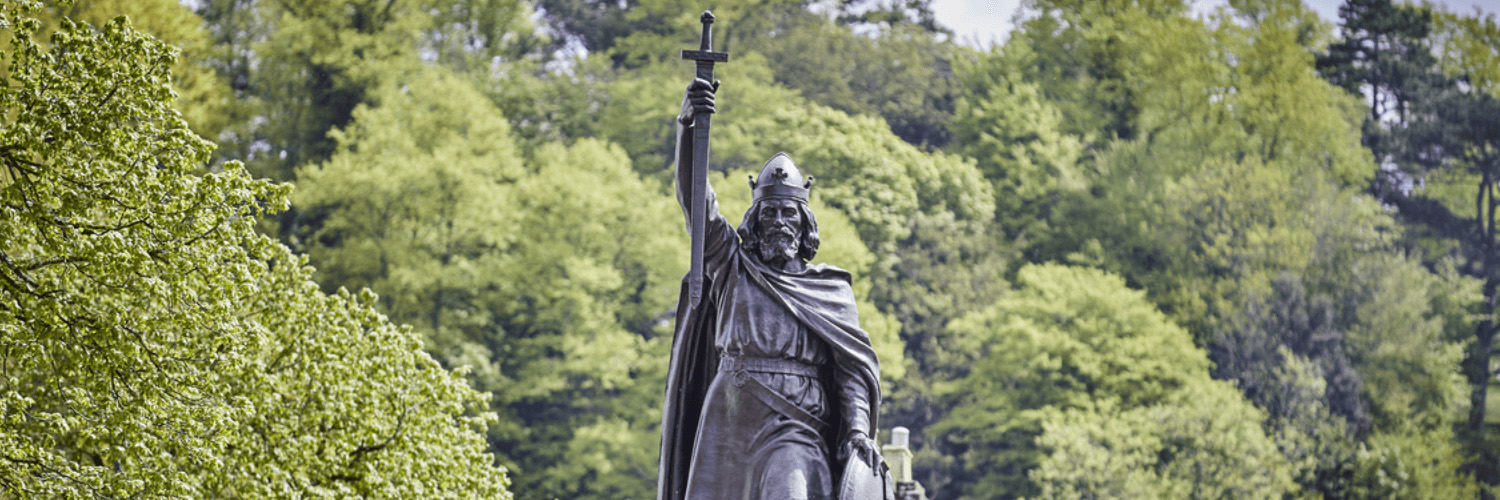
left=656, top=249, right=883, bottom=500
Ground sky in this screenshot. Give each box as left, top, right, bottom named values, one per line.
left=930, top=0, right=1500, bottom=48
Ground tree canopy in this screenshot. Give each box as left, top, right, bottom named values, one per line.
left=0, top=2, right=509, bottom=496
left=9, top=0, right=1500, bottom=497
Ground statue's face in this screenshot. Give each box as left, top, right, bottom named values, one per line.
left=756, top=198, right=802, bottom=263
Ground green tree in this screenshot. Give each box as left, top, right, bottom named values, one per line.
left=197, top=0, right=429, bottom=181
left=0, top=4, right=507, bottom=496
left=1317, top=0, right=1437, bottom=167
left=933, top=264, right=1293, bottom=500
left=294, top=66, right=522, bottom=356
left=1004, top=0, right=1372, bottom=333
left=292, top=63, right=690, bottom=499
left=1007, top=0, right=1202, bottom=143
left=191, top=0, right=540, bottom=184
left=35, top=0, right=236, bottom=140
left=1348, top=426, right=1480, bottom=500
left=1421, top=9, right=1500, bottom=446
left=729, top=12, right=961, bottom=147
left=1030, top=382, right=1294, bottom=500
left=1211, top=275, right=1368, bottom=434
left=1345, top=254, right=1471, bottom=431
left=1208, top=275, right=1367, bottom=496
left=1319, top=3, right=1500, bottom=484
left=493, top=138, right=682, bottom=499
left=949, top=42, right=1085, bottom=248
left=545, top=0, right=962, bottom=148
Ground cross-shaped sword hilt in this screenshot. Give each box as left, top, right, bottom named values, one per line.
left=681, top=11, right=729, bottom=79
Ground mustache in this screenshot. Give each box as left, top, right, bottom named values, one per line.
left=762, top=228, right=797, bottom=246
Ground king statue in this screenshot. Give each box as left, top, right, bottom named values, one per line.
left=655, top=35, right=890, bottom=500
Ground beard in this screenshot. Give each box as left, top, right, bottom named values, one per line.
left=757, top=227, right=799, bottom=263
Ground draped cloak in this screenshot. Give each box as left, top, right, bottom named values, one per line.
left=655, top=199, right=883, bottom=499
left=659, top=97, right=882, bottom=500
left=655, top=250, right=883, bottom=500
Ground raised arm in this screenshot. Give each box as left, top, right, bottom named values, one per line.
left=674, top=78, right=736, bottom=278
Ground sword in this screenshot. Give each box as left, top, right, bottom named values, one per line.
left=681, top=11, right=728, bottom=309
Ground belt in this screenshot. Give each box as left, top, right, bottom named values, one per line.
left=718, top=355, right=829, bottom=434
left=718, top=355, right=819, bottom=377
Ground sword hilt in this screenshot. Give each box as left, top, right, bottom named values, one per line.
left=682, top=11, right=729, bottom=66
left=699, top=11, right=714, bottom=51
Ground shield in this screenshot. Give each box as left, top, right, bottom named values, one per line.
left=839, top=456, right=895, bottom=500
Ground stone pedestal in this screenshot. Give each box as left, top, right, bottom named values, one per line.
left=881, top=427, right=927, bottom=500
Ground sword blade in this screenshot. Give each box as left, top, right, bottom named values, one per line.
left=688, top=72, right=711, bottom=308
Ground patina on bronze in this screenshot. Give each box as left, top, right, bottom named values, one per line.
left=656, top=12, right=889, bottom=500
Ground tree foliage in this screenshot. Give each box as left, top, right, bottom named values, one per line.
left=1315, top=0, right=1500, bottom=487
left=0, top=3, right=508, bottom=496
left=33, top=0, right=236, bottom=139
left=290, top=65, right=683, bottom=499
left=934, top=264, right=1293, bottom=499
left=14, top=0, right=1500, bottom=497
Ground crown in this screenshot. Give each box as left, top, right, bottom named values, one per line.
left=747, top=152, right=813, bottom=202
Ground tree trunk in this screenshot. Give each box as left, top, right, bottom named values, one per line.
left=1471, top=318, right=1495, bottom=432
left=1470, top=176, right=1498, bottom=433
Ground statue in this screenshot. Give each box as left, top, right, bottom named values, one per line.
left=656, top=11, right=890, bottom=500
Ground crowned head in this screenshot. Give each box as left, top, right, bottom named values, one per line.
left=740, top=153, right=819, bottom=265
left=749, top=152, right=812, bottom=203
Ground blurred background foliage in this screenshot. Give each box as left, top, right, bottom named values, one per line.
left=5, top=0, right=1500, bottom=498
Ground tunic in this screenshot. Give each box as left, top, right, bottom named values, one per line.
left=677, top=185, right=872, bottom=500
left=657, top=99, right=883, bottom=500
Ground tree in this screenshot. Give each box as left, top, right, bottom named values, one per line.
left=294, top=66, right=522, bottom=354
left=541, top=0, right=963, bottom=148
left=1339, top=255, right=1480, bottom=500
left=1348, top=426, right=1480, bottom=500
left=292, top=64, right=688, bottom=499
left=933, top=264, right=1293, bottom=500
left=1317, top=0, right=1437, bottom=164
left=1318, top=3, right=1500, bottom=483
left=1211, top=274, right=1368, bottom=433
left=1209, top=275, right=1365, bottom=496
left=729, top=13, right=961, bottom=148
left=1007, top=0, right=1202, bottom=144
left=949, top=42, right=1085, bottom=247
left=1003, top=0, right=1373, bottom=332
left=1030, top=382, right=1294, bottom=500
left=197, top=0, right=429, bottom=182
left=35, top=0, right=236, bottom=140
left=1344, top=254, right=1471, bottom=431
left=0, top=4, right=508, bottom=496
left=1422, top=9, right=1500, bottom=442
left=192, top=0, right=538, bottom=187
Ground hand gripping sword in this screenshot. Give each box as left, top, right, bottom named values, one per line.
left=682, top=11, right=728, bottom=309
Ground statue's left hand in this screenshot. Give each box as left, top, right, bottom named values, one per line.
left=839, top=431, right=882, bottom=473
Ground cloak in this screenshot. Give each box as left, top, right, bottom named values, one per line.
left=656, top=247, right=883, bottom=500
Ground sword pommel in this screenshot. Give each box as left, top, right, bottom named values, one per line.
left=699, top=12, right=714, bottom=51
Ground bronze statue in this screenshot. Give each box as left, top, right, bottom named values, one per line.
left=656, top=12, right=888, bottom=500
